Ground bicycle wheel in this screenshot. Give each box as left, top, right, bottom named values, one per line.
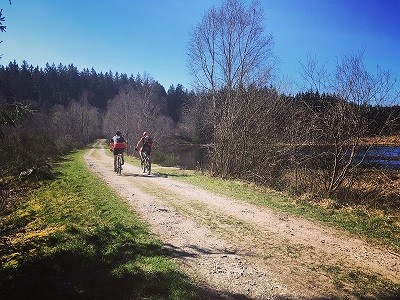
left=117, top=155, right=122, bottom=175
left=147, top=157, right=151, bottom=175
left=142, top=153, right=147, bottom=173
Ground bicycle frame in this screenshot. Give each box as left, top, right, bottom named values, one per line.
left=116, top=153, right=123, bottom=175
left=141, top=151, right=151, bottom=175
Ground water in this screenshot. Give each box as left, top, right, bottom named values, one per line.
left=360, top=146, right=400, bottom=169
left=168, top=145, right=210, bottom=170
left=171, top=145, right=400, bottom=171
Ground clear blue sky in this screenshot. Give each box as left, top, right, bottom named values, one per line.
left=1, top=0, right=399, bottom=96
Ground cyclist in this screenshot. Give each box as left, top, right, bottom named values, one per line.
left=135, top=131, right=153, bottom=163
left=109, top=130, right=126, bottom=172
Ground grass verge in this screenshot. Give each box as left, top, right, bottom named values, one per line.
left=150, top=165, right=400, bottom=253
left=0, top=150, right=200, bottom=300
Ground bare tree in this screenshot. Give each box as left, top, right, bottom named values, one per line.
left=103, top=80, right=173, bottom=155
left=188, top=0, right=273, bottom=91
left=103, top=85, right=138, bottom=150
left=299, top=52, right=399, bottom=197
left=180, top=92, right=214, bottom=144
left=187, top=0, right=275, bottom=177
left=298, top=52, right=329, bottom=92
left=50, top=100, right=101, bottom=151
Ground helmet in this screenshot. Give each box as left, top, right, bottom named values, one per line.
left=143, top=131, right=147, bottom=136
left=116, top=130, right=122, bottom=136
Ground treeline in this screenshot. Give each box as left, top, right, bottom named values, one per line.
left=1, top=60, right=155, bottom=110
left=292, top=91, right=400, bottom=136
left=182, top=89, right=400, bottom=146
left=181, top=88, right=399, bottom=208
left=0, top=60, right=191, bottom=180
left=1, top=59, right=399, bottom=209
left=0, top=60, right=190, bottom=120
left=1, top=60, right=396, bottom=141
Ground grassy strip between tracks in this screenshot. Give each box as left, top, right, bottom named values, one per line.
left=106, top=139, right=400, bottom=253
left=0, top=149, right=200, bottom=300
left=149, top=165, right=400, bottom=253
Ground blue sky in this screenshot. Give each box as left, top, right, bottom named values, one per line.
left=1, top=0, right=399, bottom=95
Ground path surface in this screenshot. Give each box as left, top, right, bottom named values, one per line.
left=85, top=142, right=400, bottom=299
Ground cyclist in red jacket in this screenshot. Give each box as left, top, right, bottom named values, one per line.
left=109, top=130, right=126, bottom=171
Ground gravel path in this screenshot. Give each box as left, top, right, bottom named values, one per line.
left=84, top=142, right=400, bottom=299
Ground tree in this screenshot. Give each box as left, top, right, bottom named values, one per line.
left=166, top=84, right=189, bottom=123
left=0, top=8, right=6, bottom=34
left=103, top=78, right=173, bottom=155
left=0, top=102, right=34, bottom=140
left=188, top=0, right=273, bottom=92
left=180, top=91, right=214, bottom=144
left=51, top=100, right=101, bottom=148
left=187, top=0, right=275, bottom=177
left=299, top=52, right=400, bottom=197
left=0, top=4, right=34, bottom=140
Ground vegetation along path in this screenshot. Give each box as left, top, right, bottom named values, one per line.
left=85, top=141, right=400, bottom=299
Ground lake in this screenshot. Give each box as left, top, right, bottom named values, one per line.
left=168, top=145, right=210, bottom=170
left=170, top=145, right=400, bottom=171
left=360, top=146, right=400, bottom=169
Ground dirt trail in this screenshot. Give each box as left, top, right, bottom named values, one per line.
left=84, top=142, right=400, bottom=299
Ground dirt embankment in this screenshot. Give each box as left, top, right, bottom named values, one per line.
left=84, top=142, right=400, bottom=300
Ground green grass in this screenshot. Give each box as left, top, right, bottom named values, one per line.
left=2, top=143, right=398, bottom=299
left=105, top=138, right=400, bottom=253
left=149, top=166, right=400, bottom=253
left=0, top=150, right=200, bottom=300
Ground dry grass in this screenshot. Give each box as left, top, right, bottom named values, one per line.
left=361, top=134, right=400, bottom=146
left=334, top=169, right=400, bottom=216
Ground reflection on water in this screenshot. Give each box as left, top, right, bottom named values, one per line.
left=170, top=145, right=210, bottom=170
left=360, top=146, right=400, bottom=169
left=171, top=145, right=400, bottom=171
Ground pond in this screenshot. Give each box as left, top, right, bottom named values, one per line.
left=167, top=145, right=210, bottom=170
left=169, top=145, right=400, bottom=171
left=360, top=146, right=400, bottom=169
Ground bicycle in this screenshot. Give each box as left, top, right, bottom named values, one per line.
left=115, top=153, right=123, bottom=175
left=141, top=151, right=151, bottom=175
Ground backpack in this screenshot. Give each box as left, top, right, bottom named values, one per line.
left=116, top=136, right=125, bottom=143
left=111, top=135, right=126, bottom=149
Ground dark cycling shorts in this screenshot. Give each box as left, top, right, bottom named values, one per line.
left=142, top=146, right=151, bottom=156
left=113, top=148, right=124, bottom=155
